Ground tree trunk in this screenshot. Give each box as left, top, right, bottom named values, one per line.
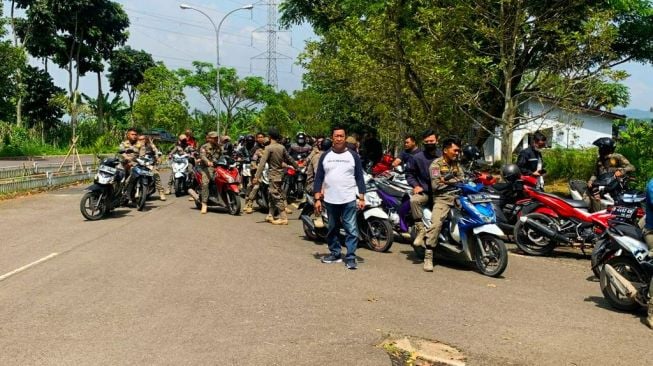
left=97, top=71, right=104, bottom=132
left=10, top=1, right=23, bottom=128
left=500, top=101, right=516, bottom=164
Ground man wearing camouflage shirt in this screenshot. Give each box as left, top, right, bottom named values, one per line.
left=198, top=131, right=222, bottom=214
left=119, top=128, right=144, bottom=205
left=252, top=128, right=298, bottom=225
left=422, top=137, right=465, bottom=272
left=586, top=137, right=635, bottom=212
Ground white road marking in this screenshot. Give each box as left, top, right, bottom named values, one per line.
left=0, top=253, right=59, bottom=282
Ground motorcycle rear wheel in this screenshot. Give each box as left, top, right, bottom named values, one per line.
left=363, top=217, right=393, bottom=252
left=474, top=234, right=508, bottom=277
left=226, top=191, right=241, bottom=215
left=80, top=191, right=106, bottom=220
left=513, top=213, right=557, bottom=256
left=600, top=256, right=646, bottom=312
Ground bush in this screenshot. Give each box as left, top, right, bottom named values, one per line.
left=616, top=120, right=653, bottom=190
left=541, top=147, right=596, bottom=181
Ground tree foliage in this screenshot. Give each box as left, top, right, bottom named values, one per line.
left=108, top=46, right=155, bottom=112
left=133, top=64, right=191, bottom=133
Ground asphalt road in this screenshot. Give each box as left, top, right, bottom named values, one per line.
left=1, top=178, right=652, bottom=365
left=0, top=155, right=96, bottom=169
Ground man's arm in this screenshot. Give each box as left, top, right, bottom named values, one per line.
left=313, top=151, right=328, bottom=197
left=254, top=148, right=270, bottom=180
left=405, top=156, right=420, bottom=188
left=352, top=150, right=366, bottom=195
left=516, top=150, right=533, bottom=175
left=283, top=148, right=299, bottom=169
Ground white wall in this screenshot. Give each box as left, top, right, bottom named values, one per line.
left=485, top=101, right=615, bottom=161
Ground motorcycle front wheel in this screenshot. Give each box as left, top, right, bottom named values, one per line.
left=137, top=181, right=148, bottom=211
left=80, top=191, right=106, bottom=220
left=474, top=234, right=508, bottom=277
left=513, top=213, right=557, bottom=256
left=226, top=190, right=241, bottom=215
left=174, top=177, right=184, bottom=197
left=363, top=217, right=394, bottom=252
left=599, top=256, right=646, bottom=312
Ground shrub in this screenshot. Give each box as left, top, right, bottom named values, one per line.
left=616, top=120, right=653, bottom=190
left=542, top=147, right=596, bottom=181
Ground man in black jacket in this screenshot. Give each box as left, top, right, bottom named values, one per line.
left=516, top=131, right=547, bottom=181
left=405, top=129, right=441, bottom=247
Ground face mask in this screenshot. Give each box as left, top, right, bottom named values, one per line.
left=424, top=143, right=437, bottom=153
left=298, top=139, right=305, bottom=145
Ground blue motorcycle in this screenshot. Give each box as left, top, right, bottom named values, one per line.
left=414, top=181, right=508, bottom=277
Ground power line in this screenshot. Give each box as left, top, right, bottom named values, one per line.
left=125, top=7, right=256, bottom=35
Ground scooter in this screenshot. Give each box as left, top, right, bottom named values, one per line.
left=299, top=175, right=394, bottom=252
left=189, top=156, right=242, bottom=215
left=80, top=156, right=127, bottom=220
left=255, top=163, right=271, bottom=212
left=597, top=222, right=652, bottom=312
left=283, top=154, right=307, bottom=201
left=125, top=155, right=156, bottom=211
left=569, top=172, right=644, bottom=211
left=412, top=181, right=509, bottom=277
left=171, top=152, right=192, bottom=197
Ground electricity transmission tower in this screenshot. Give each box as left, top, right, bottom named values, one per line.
left=252, top=0, right=291, bottom=90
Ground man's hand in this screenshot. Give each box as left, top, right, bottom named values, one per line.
left=614, top=170, right=624, bottom=178
left=532, top=171, right=541, bottom=176
left=207, top=162, right=213, bottom=167
left=314, top=199, right=322, bottom=214
left=412, top=186, right=424, bottom=195
left=392, top=158, right=401, bottom=167
left=357, top=198, right=365, bottom=210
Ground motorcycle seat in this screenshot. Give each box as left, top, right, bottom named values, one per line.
left=610, top=222, right=643, bottom=241
left=562, top=198, right=589, bottom=208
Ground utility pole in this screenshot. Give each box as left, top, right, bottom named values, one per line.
left=251, top=0, right=291, bottom=90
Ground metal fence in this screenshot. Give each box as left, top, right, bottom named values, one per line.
left=0, top=162, right=96, bottom=194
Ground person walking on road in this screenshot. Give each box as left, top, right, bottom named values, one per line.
left=313, top=126, right=367, bottom=270
left=252, top=128, right=298, bottom=225
left=198, top=131, right=222, bottom=214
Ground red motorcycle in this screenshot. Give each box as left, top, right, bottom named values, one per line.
left=513, top=185, right=643, bottom=256
left=189, top=156, right=241, bottom=215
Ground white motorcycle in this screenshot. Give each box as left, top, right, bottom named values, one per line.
left=171, top=152, right=192, bottom=197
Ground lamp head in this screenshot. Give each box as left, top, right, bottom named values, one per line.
left=179, top=3, right=192, bottom=9
left=242, top=4, right=254, bottom=10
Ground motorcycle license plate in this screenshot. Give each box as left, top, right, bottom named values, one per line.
left=612, top=206, right=636, bottom=219
left=468, top=193, right=492, bottom=203
left=99, top=165, right=117, bottom=174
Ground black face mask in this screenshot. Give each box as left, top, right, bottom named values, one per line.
left=424, top=143, right=437, bottom=153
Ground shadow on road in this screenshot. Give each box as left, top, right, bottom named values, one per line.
left=584, top=295, right=646, bottom=317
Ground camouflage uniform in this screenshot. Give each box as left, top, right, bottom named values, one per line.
left=119, top=139, right=144, bottom=200
left=424, top=157, right=465, bottom=248
left=254, top=141, right=298, bottom=221
left=587, top=153, right=636, bottom=212
left=244, top=144, right=265, bottom=212
left=304, top=146, right=322, bottom=195
left=141, top=141, right=164, bottom=193
left=199, top=142, right=222, bottom=204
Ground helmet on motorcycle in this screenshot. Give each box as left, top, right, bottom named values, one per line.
left=245, top=134, right=255, bottom=142
left=461, top=145, right=481, bottom=163
left=296, top=132, right=306, bottom=145
left=501, top=164, right=521, bottom=183
left=592, top=137, right=615, bottom=155
left=321, top=138, right=332, bottom=151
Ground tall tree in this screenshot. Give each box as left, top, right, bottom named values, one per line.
left=22, top=66, right=65, bottom=141
left=177, top=62, right=277, bottom=135
left=15, top=0, right=129, bottom=138
left=133, top=64, right=190, bottom=133
left=0, top=2, right=27, bottom=124
left=108, top=46, right=156, bottom=118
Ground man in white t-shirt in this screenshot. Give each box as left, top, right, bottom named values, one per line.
left=313, top=126, right=367, bottom=270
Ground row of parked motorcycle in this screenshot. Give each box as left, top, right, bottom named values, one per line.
left=79, top=150, right=651, bottom=317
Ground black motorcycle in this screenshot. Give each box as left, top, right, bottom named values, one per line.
left=283, top=153, right=307, bottom=202
left=596, top=222, right=652, bottom=312
left=126, top=155, right=156, bottom=211
left=80, top=156, right=127, bottom=220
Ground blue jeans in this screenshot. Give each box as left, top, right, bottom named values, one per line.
left=325, top=200, right=359, bottom=260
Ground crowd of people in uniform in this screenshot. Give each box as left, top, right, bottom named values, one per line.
left=117, top=125, right=653, bottom=328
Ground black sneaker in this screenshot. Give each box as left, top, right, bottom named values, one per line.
left=321, top=254, right=342, bottom=264
left=345, top=258, right=357, bottom=270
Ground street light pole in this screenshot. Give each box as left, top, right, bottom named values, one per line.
left=180, top=3, right=253, bottom=136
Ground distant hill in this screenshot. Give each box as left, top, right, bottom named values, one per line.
left=615, top=108, right=653, bottom=120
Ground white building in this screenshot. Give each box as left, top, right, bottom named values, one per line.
left=483, top=100, right=625, bottom=162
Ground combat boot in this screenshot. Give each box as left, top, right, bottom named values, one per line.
left=165, top=185, right=172, bottom=195
left=272, top=212, right=289, bottom=225
left=159, top=191, right=167, bottom=201
left=645, top=302, right=653, bottom=330
left=423, top=249, right=434, bottom=272
left=201, top=203, right=208, bottom=214
left=413, top=222, right=426, bottom=246
left=244, top=200, right=254, bottom=214
left=284, top=207, right=293, bottom=214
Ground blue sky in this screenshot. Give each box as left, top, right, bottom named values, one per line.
left=3, top=0, right=652, bottom=112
